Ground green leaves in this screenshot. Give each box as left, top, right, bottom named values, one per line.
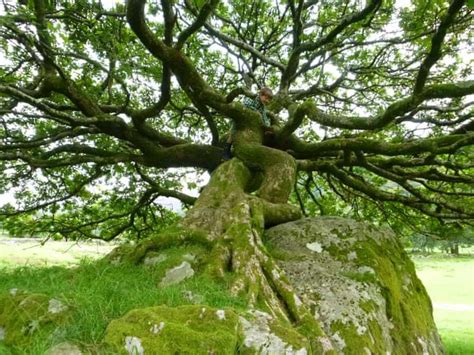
left=0, top=0, right=473, bottom=240
left=193, top=0, right=208, bottom=9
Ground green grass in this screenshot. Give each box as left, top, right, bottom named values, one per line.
left=412, top=255, right=474, bottom=355
left=0, top=239, right=472, bottom=354
left=0, top=253, right=245, bottom=354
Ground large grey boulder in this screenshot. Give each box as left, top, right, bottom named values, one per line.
left=265, top=216, right=444, bottom=354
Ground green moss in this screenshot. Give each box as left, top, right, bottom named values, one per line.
left=359, top=300, right=377, bottom=314
left=264, top=242, right=297, bottom=261
left=366, top=318, right=388, bottom=354
left=325, top=244, right=348, bottom=262
left=107, top=226, right=212, bottom=266
left=269, top=318, right=310, bottom=351
left=150, top=227, right=212, bottom=250
left=351, top=237, right=439, bottom=353
left=104, top=305, right=240, bottom=354
left=329, top=319, right=386, bottom=354
left=0, top=292, right=70, bottom=347
left=249, top=199, right=265, bottom=235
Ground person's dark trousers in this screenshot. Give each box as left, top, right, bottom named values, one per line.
left=222, top=143, right=232, bottom=160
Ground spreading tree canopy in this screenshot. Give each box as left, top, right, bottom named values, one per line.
left=1, top=0, right=473, bottom=240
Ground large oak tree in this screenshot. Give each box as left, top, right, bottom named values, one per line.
left=0, top=0, right=473, bottom=348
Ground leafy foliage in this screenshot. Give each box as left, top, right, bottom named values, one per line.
left=0, top=0, right=473, bottom=240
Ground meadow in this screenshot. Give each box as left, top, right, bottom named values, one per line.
left=412, top=254, right=474, bottom=355
left=0, top=238, right=473, bottom=354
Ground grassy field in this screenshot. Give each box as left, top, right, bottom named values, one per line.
left=0, top=238, right=473, bottom=354
left=412, top=254, right=474, bottom=355
left=0, top=238, right=115, bottom=267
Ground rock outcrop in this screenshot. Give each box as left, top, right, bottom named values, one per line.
left=265, top=216, right=444, bottom=354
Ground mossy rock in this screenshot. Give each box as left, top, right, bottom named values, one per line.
left=0, top=290, right=71, bottom=347
left=104, top=305, right=240, bottom=354
left=105, top=305, right=310, bottom=354
left=265, top=217, right=444, bottom=355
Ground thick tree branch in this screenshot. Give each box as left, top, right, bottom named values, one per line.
left=161, top=0, right=176, bottom=45
left=126, top=0, right=260, bottom=129
left=0, top=152, right=142, bottom=168
left=0, top=84, right=96, bottom=126
left=32, top=0, right=55, bottom=72
left=290, top=132, right=474, bottom=158
left=413, top=0, right=465, bottom=94
left=286, top=81, right=474, bottom=130
left=130, top=65, right=171, bottom=123
left=280, top=0, right=382, bottom=89
left=0, top=127, right=98, bottom=150
left=177, top=0, right=219, bottom=50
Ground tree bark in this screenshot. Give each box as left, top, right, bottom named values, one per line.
left=449, top=244, right=459, bottom=255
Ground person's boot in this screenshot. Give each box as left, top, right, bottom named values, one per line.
left=222, top=143, right=232, bottom=161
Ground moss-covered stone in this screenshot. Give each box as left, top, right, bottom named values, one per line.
left=265, top=216, right=444, bottom=354
left=104, top=305, right=312, bottom=355
left=104, top=305, right=240, bottom=354
left=0, top=290, right=71, bottom=347
left=106, top=227, right=212, bottom=265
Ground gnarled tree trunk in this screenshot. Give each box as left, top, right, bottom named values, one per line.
left=110, top=150, right=336, bottom=352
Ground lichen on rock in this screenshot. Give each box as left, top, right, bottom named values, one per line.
left=48, top=299, right=68, bottom=314
left=159, top=261, right=195, bottom=287
left=143, top=252, right=167, bottom=267
left=124, top=336, right=144, bottom=355
left=265, top=216, right=444, bottom=354
left=239, top=309, right=309, bottom=354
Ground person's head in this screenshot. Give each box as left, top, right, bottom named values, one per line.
left=259, top=87, right=273, bottom=105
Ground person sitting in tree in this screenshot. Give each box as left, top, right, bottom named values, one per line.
left=223, top=86, right=274, bottom=160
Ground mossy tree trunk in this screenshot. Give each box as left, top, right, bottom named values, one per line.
left=115, top=140, right=335, bottom=352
